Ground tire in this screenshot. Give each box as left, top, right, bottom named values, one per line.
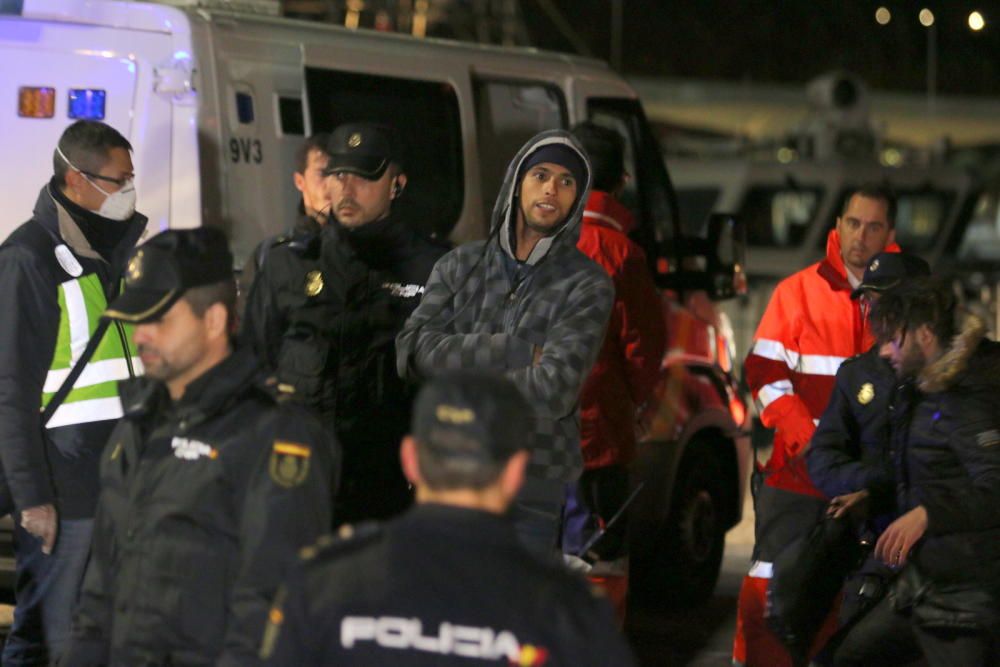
left=629, top=443, right=727, bottom=609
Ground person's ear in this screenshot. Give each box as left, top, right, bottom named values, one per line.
left=204, top=301, right=230, bottom=342
left=400, top=436, right=423, bottom=486
left=63, top=168, right=88, bottom=199
left=391, top=173, right=407, bottom=199
left=499, top=450, right=529, bottom=502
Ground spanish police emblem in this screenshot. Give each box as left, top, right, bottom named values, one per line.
left=869, top=258, right=879, bottom=272
left=127, top=250, right=143, bottom=283
left=269, top=441, right=311, bottom=488
left=304, top=270, right=324, bottom=297
left=348, top=132, right=362, bottom=148
left=857, top=382, right=875, bottom=405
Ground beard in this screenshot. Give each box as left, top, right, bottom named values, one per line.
left=897, top=343, right=927, bottom=379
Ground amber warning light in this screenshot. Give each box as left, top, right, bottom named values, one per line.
left=18, top=87, right=55, bottom=118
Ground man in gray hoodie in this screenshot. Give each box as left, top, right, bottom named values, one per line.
left=396, top=130, right=614, bottom=557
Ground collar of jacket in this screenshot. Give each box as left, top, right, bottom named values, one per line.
left=816, top=229, right=902, bottom=291
left=401, top=503, right=520, bottom=548
left=917, top=312, right=989, bottom=394
left=294, top=212, right=324, bottom=237
left=121, top=346, right=261, bottom=425
left=328, top=210, right=408, bottom=253
left=492, top=131, right=593, bottom=267
left=581, top=190, right=635, bottom=234
left=33, top=181, right=147, bottom=264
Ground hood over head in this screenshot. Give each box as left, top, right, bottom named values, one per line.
left=492, top=130, right=592, bottom=266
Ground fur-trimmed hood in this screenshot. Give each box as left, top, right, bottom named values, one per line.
left=918, top=311, right=997, bottom=393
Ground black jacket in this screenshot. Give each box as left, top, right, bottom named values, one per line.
left=261, top=504, right=637, bottom=666
left=66, top=347, right=338, bottom=667
left=888, top=316, right=1000, bottom=631
left=236, top=211, right=323, bottom=323
left=806, top=347, right=898, bottom=521
left=241, top=213, right=445, bottom=505
left=0, top=183, right=145, bottom=517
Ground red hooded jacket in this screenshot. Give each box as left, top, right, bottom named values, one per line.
left=576, top=191, right=667, bottom=469
left=744, top=230, right=900, bottom=497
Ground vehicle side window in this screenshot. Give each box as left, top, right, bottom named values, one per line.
left=473, top=79, right=565, bottom=222
left=276, top=96, right=305, bottom=136
left=741, top=187, right=821, bottom=247
left=588, top=97, right=678, bottom=268
left=305, top=68, right=463, bottom=241
left=676, top=187, right=720, bottom=236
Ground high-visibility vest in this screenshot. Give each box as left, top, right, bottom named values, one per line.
left=41, top=274, right=144, bottom=429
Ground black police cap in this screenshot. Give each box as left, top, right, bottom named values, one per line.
left=851, top=251, right=931, bottom=299
left=412, top=371, right=534, bottom=467
left=105, top=228, right=234, bottom=324
left=323, top=123, right=401, bottom=180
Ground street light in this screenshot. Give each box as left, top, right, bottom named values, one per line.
left=875, top=6, right=891, bottom=25
left=919, top=9, right=936, bottom=114
left=969, top=11, right=986, bottom=31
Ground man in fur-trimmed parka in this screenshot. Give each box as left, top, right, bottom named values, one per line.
left=829, top=277, right=1000, bottom=666
left=396, top=130, right=614, bottom=557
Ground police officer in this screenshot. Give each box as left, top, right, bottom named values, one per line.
left=242, top=122, right=446, bottom=525
left=236, top=132, right=331, bottom=320
left=809, top=252, right=932, bottom=529
left=804, top=253, right=930, bottom=651
left=65, top=228, right=337, bottom=666
left=260, top=370, right=637, bottom=666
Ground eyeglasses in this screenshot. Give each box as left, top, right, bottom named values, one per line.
left=81, top=170, right=134, bottom=188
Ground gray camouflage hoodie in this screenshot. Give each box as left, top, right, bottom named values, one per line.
left=396, top=130, right=614, bottom=484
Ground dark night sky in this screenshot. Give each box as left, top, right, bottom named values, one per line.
left=520, top=1, right=1000, bottom=96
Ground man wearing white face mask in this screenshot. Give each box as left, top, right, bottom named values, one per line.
left=0, top=120, right=146, bottom=666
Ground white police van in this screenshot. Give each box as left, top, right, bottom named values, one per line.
left=1, top=0, right=751, bottom=608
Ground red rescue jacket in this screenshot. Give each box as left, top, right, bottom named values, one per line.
left=576, top=192, right=667, bottom=469
left=744, top=230, right=900, bottom=496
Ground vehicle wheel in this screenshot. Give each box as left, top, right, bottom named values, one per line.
left=629, top=444, right=727, bottom=609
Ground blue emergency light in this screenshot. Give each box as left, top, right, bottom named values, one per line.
left=68, top=89, right=106, bottom=120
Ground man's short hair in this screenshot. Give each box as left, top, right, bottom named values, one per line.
left=571, top=122, right=625, bottom=193
left=871, top=277, right=957, bottom=345
left=844, top=182, right=897, bottom=228
left=183, top=279, right=238, bottom=338
left=294, top=133, right=331, bottom=175
left=53, top=121, right=133, bottom=187
left=414, top=440, right=506, bottom=490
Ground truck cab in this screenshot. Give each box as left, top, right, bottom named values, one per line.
left=1, top=0, right=749, bottom=606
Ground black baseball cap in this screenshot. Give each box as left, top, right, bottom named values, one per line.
left=412, top=371, right=533, bottom=466
left=323, top=123, right=400, bottom=180
left=851, top=251, right=931, bottom=299
left=105, top=228, right=234, bottom=323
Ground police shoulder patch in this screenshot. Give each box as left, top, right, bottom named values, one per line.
left=269, top=441, right=311, bottom=488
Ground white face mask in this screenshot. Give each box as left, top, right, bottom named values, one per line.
left=85, top=175, right=136, bottom=221
left=55, top=144, right=137, bottom=221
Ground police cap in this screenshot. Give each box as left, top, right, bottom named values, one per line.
left=323, top=123, right=400, bottom=180
left=412, top=371, right=533, bottom=466
left=851, top=251, right=931, bottom=299
left=105, top=228, right=234, bottom=323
